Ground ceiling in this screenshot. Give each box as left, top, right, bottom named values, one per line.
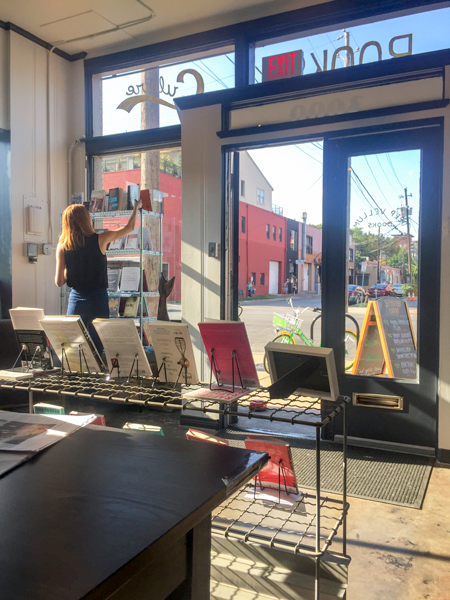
left=0, top=0, right=321, bottom=58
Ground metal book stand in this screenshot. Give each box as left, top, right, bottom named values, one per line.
left=60, top=343, right=91, bottom=377
left=208, top=348, right=245, bottom=392
left=12, top=342, right=50, bottom=373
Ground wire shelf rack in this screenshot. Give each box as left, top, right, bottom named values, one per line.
left=212, top=485, right=349, bottom=558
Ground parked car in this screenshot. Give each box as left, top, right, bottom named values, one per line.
left=348, top=285, right=366, bottom=304
left=392, top=283, right=405, bottom=297
left=368, top=283, right=396, bottom=298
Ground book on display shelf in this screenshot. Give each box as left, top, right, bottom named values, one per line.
left=40, top=316, right=104, bottom=373
left=244, top=436, right=299, bottom=495
left=140, top=189, right=152, bottom=212
left=89, top=190, right=106, bottom=213
left=123, top=296, right=140, bottom=318
left=71, top=192, right=84, bottom=205
left=107, top=268, right=121, bottom=292
left=119, top=267, right=140, bottom=292
left=108, top=235, right=127, bottom=251
left=108, top=297, right=120, bottom=317
left=124, top=226, right=153, bottom=251
left=107, top=188, right=123, bottom=212
left=92, top=319, right=153, bottom=377
left=147, top=321, right=199, bottom=385
left=183, top=385, right=248, bottom=402
left=198, top=321, right=260, bottom=388
left=127, top=184, right=140, bottom=210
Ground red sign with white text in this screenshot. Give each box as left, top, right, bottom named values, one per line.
left=262, top=50, right=304, bottom=82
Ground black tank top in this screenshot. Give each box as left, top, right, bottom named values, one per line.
left=64, top=234, right=108, bottom=292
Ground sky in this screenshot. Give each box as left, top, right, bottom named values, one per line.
left=99, top=5, right=447, bottom=240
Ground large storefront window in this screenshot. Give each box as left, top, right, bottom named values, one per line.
left=95, top=49, right=234, bottom=136
left=92, top=148, right=182, bottom=322
left=254, top=6, right=450, bottom=83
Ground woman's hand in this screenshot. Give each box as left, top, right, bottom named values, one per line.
left=134, top=199, right=143, bottom=211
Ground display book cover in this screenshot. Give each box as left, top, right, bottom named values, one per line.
left=9, top=307, right=53, bottom=368
left=89, top=189, right=106, bottom=213
left=40, top=316, right=104, bottom=373
left=127, top=183, right=140, bottom=210
left=107, top=187, right=124, bottom=211
left=93, top=318, right=152, bottom=377
left=198, top=321, right=260, bottom=389
left=244, top=436, right=299, bottom=494
left=147, top=321, right=199, bottom=384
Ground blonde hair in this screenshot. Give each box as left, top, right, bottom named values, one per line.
left=59, top=204, right=95, bottom=251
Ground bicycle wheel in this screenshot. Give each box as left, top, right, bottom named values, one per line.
left=344, top=329, right=358, bottom=371
left=264, top=332, right=294, bottom=373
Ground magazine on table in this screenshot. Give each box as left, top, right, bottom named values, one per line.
left=0, top=410, right=97, bottom=453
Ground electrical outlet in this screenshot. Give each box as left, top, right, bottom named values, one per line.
left=42, top=244, right=52, bottom=255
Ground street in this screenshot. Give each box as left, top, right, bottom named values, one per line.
left=168, top=294, right=417, bottom=377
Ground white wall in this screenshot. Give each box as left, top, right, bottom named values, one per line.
left=180, top=104, right=222, bottom=380
left=8, top=32, right=85, bottom=315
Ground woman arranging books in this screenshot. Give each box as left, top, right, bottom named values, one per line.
left=55, top=200, right=142, bottom=351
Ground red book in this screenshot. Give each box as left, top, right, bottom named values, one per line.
left=186, top=428, right=230, bottom=446
left=140, top=189, right=152, bottom=212
left=244, top=436, right=298, bottom=494
left=198, top=321, right=259, bottom=388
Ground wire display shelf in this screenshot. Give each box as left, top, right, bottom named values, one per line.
left=91, top=209, right=161, bottom=219
left=212, top=485, right=349, bottom=558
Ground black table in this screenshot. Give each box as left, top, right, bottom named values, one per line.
left=0, top=425, right=267, bottom=600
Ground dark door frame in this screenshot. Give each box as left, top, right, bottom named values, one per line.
left=322, top=117, right=443, bottom=450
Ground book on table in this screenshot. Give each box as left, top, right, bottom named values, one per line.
left=198, top=321, right=260, bottom=389
left=70, top=411, right=106, bottom=426
left=89, top=190, right=106, bottom=213
left=147, top=321, right=199, bottom=384
left=119, top=266, right=140, bottom=292
left=107, top=187, right=123, bottom=212
left=33, top=403, right=65, bottom=415
left=244, top=436, right=299, bottom=495
left=185, top=428, right=230, bottom=446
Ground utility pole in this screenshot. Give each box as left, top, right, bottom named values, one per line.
left=344, top=29, right=350, bottom=67
left=376, top=224, right=381, bottom=298
left=399, top=188, right=413, bottom=283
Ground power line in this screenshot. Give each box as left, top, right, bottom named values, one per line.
left=386, top=153, right=404, bottom=190
left=376, top=155, right=399, bottom=195
left=363, top=156, right=394, bottom=209
left=294, top=144, right=323, bottom=164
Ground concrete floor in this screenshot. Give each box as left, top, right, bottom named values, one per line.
left=56, top=395, right=450, bottom=600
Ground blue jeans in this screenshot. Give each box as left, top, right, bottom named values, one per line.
left=67, top=288, right=109, bottom=354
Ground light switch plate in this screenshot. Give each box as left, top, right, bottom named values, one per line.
left=42, top=244, right=52, bottom=255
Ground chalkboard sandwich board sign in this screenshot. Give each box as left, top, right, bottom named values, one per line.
left=352, top=298, right=417, bottom=380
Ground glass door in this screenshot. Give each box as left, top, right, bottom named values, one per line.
left=322, top=121, right=442, bottom=450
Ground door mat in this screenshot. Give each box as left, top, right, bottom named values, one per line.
left=220, top=427, right=433, bottom=509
